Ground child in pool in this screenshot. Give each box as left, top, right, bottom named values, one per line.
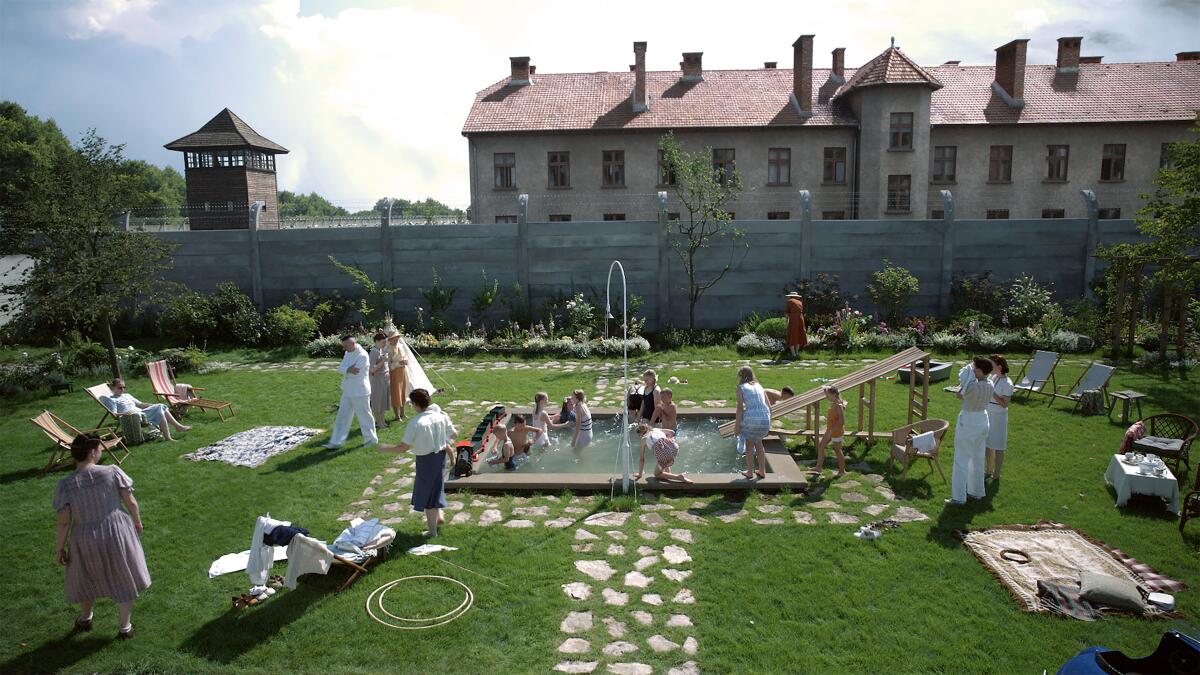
left=508, top=413, right=543, bottom=459
left=555, top=396, right=576, bottom=425
left=571, top=389, right=593, bottom=449
left=650, top=388, right=678, bottom=433
left=532, top=392, right=571, bottom=448
left=634, top=421, right=693, bottom=483
left=485, top=414, right=517, bottom=469
left=814, top=385, right=848, bottom=477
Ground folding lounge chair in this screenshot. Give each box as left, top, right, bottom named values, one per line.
left=287, top=519, right=396, bottom=592
left=147, top=359, right=235, bottom=421
left=31, top=410, right=128, bottom=473
left=1049, top=362, right=1116, bottom=414
left=86, top=383, right=136, bottom=429
left=887, top=418, right=950, bottom=482
left=1012, top=350, right=1061, bottom=399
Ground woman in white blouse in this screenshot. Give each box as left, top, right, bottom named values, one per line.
left=985, top=354, right=1014, bottom=481
left=379, top=389, right=456, bottom=537
left=947, top=357, right=994, bottom=505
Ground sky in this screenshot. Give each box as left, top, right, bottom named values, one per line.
left=1, top=0, right=1197, bottom=210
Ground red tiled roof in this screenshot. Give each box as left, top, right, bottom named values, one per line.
left=165, top=108, right=289, bottom=153
left=837, top=47, right=943, bottom=94
left=463, top=59, right=1200, bottom=134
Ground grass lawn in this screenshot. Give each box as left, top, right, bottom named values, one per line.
left=1, top=347, right=1197, bottom=673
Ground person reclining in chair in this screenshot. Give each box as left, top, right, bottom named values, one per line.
left=100, top=379, right=190, bottom=442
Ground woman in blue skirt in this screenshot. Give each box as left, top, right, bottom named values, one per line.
left=379, top=388, right=457, bottom=537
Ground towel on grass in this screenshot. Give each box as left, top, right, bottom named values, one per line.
left=184, top=426, right=321, bottom=468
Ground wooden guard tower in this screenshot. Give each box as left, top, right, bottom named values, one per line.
left=164, top=109, right=288, bottom=230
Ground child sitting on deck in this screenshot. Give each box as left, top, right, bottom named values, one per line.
left=814, top=385, right=848, bottom=478
left=650, top=388, right=678, bottom=434
left=634, top=422, right=693, bottom=484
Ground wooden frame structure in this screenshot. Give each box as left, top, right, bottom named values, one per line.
left=30, top=410, right=129, bottom=473
left=718, top=347, right=933, bottom=444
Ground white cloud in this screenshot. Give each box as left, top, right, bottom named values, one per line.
left=64, top=0, right=255, bottom=55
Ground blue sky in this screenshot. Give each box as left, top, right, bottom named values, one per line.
left=1, top=0, right=1197, bottom=209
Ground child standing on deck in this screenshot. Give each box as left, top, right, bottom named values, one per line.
left=814, top=385, right=848, bottom=477
left=634, top=422, right=693, bottom=483
left=650, top=388, right=678, bottom=434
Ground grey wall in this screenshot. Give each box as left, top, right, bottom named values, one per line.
left=157, top=214, right=1143, bottom=330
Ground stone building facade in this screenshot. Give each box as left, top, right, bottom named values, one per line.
left=463, top=38, right=1200, bottom=223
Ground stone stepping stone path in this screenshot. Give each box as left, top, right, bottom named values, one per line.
left=576, top=560, right=617, bottom=581
left=563, top=582, right=592, bottom=600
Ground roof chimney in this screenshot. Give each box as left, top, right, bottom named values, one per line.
left=509, top=56, right=531, bottom=85
left=529, top=65, right=537, bottom=75
left=831, top=47, right=845, bottom=83
left=632, top=41, right=648, bottom=113
left=943, top=60, right=961, bottom=65
left=791, top=34, right=814, bottom=117
left=1057, top=37, right=1082, bottom=73
left=764, top=61, right=777, bottom=68
left=992, top=39, right=1029, bottom=108
left=1178, top=51, right=1200, bottom=61
left=681, top=52, right=703, bottom=82
left=1079, top=56, right=1102, bottom=64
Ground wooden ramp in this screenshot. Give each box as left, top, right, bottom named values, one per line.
left=718, top=347, right=933, bottom=440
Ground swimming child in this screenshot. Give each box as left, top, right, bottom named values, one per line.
left=634, top=422, right=693, bottom=483
left=814, top=385, right=847, bottom=477
left=650, top=387, right=678, bottom=434
left=555, top=396, right=576, bottom=426
left=485, top=414, right=517, bottom=470
left=571, top=389, right=593, bottom=449
left=532, top=392, right=571, bottom=448
left=509, top=413, right=543, bottom=459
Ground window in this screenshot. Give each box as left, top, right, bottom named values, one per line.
left=889, top=112, right=914, bottom=149
left=712, top=148, right=736, bottom=185
left=932, top=146, right=957, bottom=182
left=767, top=211, right=791, bottom=220
left=1160, top=143, right=1176, bottom=169
left=666, top=212, right=681, bottom=221
left=548, top=214, right=572, bottom=222
left=822, top=210, right=846, bottom=220
left=767, top=148, right=791, bottom=185
left=247, top=151, right=275, bottom=170
left=602, top=150, right=625, bottom=187
left=886, top=175, right=911, bottom=212
left=988, top=145, right=1013, bottom=182
left=931, top=209, right=944, bottom=219
left=657, top=150, right=677, bottom=186
left=548, top=151, right=570, bottom=188
left=986, top=209, right=1010, bottom=219
left=495, top=215, right=517, bottom=223
left=1101, top=144, right=1126, bottom=181
left=603, top=213, right=626, bottom=221
left=1041, top=208, right=1065, bottom=218
left=215, top=149, right=246, bottom=168
left=823, top=147, right=847, bottom=184
left=1098, top=208, right=1121, bottom=219
left=494, top=153, right=516, bottom=189
left=1046, top=145, right=1069, bottom=181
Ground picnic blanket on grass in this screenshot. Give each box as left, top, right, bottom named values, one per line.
left=184, top=426, right=321, bottom=468
left=958, top=521, right=1185, bottom=619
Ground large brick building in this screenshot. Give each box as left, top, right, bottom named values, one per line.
left=463, top=37, right=1200, bottom=223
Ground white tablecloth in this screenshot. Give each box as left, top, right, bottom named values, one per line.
left=1104, top=454, right=1180, bottom=514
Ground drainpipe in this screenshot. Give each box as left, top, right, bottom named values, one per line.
left=851, top=127, right=861, bottom=220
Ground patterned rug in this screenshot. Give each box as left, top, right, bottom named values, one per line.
left=184, top=426, right=322, bottom=468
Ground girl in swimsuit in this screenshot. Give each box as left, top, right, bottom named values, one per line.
left=634, top=422, right=693, bottom=483
left=571, top=389, right=593, bottom=449
left=814, top=385, right=847, bottom=477
left=639, top=370, right=659, bottom=424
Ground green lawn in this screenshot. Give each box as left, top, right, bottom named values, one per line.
left=1, top=348, right=1197, bottom=674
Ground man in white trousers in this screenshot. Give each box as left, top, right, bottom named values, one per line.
left=947, top=356, right=994, bottom=505
left=325, top=335, right=378, bottom=449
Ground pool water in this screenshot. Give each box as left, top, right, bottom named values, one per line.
left=477, top=415, right=763, bottom=475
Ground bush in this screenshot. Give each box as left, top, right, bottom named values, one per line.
left=157, top=347, right=208, bottom=374
left=440, top=336, right=488, bottom=355
left=971, top=330, right=1023, bottom=352
left=950, top=271, right=1007, bottom=316
left=755, top=317, right=788, bottom=340
left=945, top=310, right=993, bottom=333
left=783, top=272, right=853, bottom=317
left=262, top=306, right=318, bottom=347
left=289, top=290, right=358, bottom=336
left=592, top=337, right=651, bottom=356
left=652, top=326, right=735, bottom=350
left=736, top=333, right=784, bottom=355
left=867, top=260, right=920, bottom=324
left=120, top=347, right=155, bottom=377
left=65, top=341, right=110, bottom=372
left=419, top=267, right=457, bottom=336
left=211, top=283, right=263, bottom=345
left=305, top=334, right=343, bottom=358
left=1007, top=275, right=1060, bottom=329
left=864, top=330, right=917, bottom=351
left=929, top=331, right=966, bottom=352
left=157, top=291, right=216, bottom=344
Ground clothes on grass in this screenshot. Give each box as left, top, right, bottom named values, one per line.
left=263, top=524, right=309, bottom=547
left=329, top=392, right=377, bottom=447
left=645, top=428, right=679, bottom=469
left=785, top=297, right=808, bottom=349
left=284, top=535, right=334, bottom=589
left=100, top=392, right=169, bottom=428
left=369, top=345, right=390, bottom=422
left=737, top=381, right=771, bottom=443
left=248, top=514, right=291, bottom=586
left=401, top=404, right=457, bottom=456
left=54, top=465, right=150, bottom=604
left=987, top=374, right=1014, bottom=451
left=412, top=450, right=449, bottom=512
left=208, top=547, right=287, bottom=578
left=1037, top=579, right=1102, bottom=621
left=184, top=426, right=320, bottom=468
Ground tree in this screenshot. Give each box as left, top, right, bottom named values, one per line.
left=0, top=130, right=177, bottom=377
left=867, top=260, right=920, bottom=325
left=278, top=190, right=349, bottom=217
left=658, top=132, right=747, bottom=328
left=120, top=160, right=186, bottom=212
left=0, top=101, right=73, bottom=216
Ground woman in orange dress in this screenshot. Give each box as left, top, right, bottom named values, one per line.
left=785, top=292, right=807, bottom=357
left=384, top=320, right=408, bottom=422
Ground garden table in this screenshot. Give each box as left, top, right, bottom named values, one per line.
left=1104, top=454, right=1179, bottom=514
left=1107, top=390, right=1146, bottom=424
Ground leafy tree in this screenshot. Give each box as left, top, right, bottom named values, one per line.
left=0, top=130, right=177, bottom=377
left=867, top=260, right=920, bottom=325
left=279, top=191, right=350, bottom=217
left=366, top=196, right=467, bottom=220
left=0, top=101, right=73, bottom=215
left=658, top=132, right=747, bottom=328
left=120, top=160, right=186, bottom=211
left=419, top=266, right=457, bottom=335
left=328, top=255, right=398, bottom=323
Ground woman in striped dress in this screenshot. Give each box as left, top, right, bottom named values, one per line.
left=54, top=434, right=150, bottom=639
left=735, top=366, right=771, bottom=479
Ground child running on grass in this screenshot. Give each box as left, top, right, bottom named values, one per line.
left=814, top=385, right=848, bottom=477
left=650, top=387, right=678, bottom=434
left=634, top=422, right=693, bottom=483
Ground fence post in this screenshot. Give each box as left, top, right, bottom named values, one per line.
left=938, top=190, right=955, bottom=317
left=656, top=191, right=670, bottom=330
left=248, top=201, right=265, bottom=311
left=1079, top=189, right=1100, bottom=301
left=798, top=190, right=812, bottom=281
left=517, top=193, right=530, bottom=312
left=380, top=198, right=395, bottom=294
left=119, top=211, right=131, bottom=232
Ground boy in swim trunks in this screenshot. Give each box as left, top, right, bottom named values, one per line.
left=813, top=385, right=847, bottom=477
left=485, top=414, right=518, bottom=470
left=633, top=422, right=693, bottom=484
left=650, top=388, right=678, bottom=434
left=508, top=414, right=543, bottom=460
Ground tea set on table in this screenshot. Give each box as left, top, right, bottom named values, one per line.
left=1122, top=451, right=1168, bottom=477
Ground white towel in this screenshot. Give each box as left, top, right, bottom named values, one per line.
left=208, top=546, right=288, bottom=578
left=912, top=431, right=936, bottom=452
left=284, top=534, right=334, bottom=589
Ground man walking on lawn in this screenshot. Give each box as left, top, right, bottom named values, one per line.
left=325, top=335, right=378, bottom=449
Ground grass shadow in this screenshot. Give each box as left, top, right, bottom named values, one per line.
left=927, top=490, right=996, bottom=549
left=0, top=631, right=110, bottom=672
left=178, top=584, right=325, bottom=665
left=269, top=444, right=352, bottom=474
left=0, top=465, right=54, bottom=486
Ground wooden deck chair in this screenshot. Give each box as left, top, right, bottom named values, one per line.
left=86, top=383, right=136, bottom=429
left=886, top=418, right=950, bottom=482
left=146, top=359, right=235, bottom=420
left=31, top=410, right=128, bottom=473
left=1049, top=361, right=1116, bottom=413
left=1012, top=350, right=1061, bottom=399
left=290, top=527, right=395, bottom=592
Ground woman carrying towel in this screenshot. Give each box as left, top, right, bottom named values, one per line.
left=985, top=354, right=1014, bottom=481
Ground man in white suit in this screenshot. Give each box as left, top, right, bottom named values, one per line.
left=325, top=335, right=378, bottom=449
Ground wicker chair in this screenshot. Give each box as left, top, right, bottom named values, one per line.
left=1133, top=413, right=1198, bottom=478
left=887, top=418, right=950, bottom=482
left=1179, top=465, right=1200, bottom=534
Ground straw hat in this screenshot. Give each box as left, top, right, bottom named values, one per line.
left=785, top=292, right=801, bottom=299
left=382, top=312, right=401, bottom=339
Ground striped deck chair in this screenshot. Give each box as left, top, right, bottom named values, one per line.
left=1049, top=361, right=1116, bottom=414
left=147, top=359, right=235, bottom=421
left=31, top=410, right=128, bottom=473
left=85, top=383, right=138, bottom=429
left=1012, top=350, right=1061, bottom=399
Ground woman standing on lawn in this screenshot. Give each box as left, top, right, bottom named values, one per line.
left=384, top=320, right=409, bottom=422
left=368, top=331, right=391, bottom=429
left=947, top=356, right=994, bottom=505
left=54, top=433, right=150, bottom=640
left=985, top=354, right=1013, bottom=481
left=379, top=389, right=456, bottom=538
left=785, top=291, right=807, bottom=357
left=734, top=366, right=771, bottom=480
